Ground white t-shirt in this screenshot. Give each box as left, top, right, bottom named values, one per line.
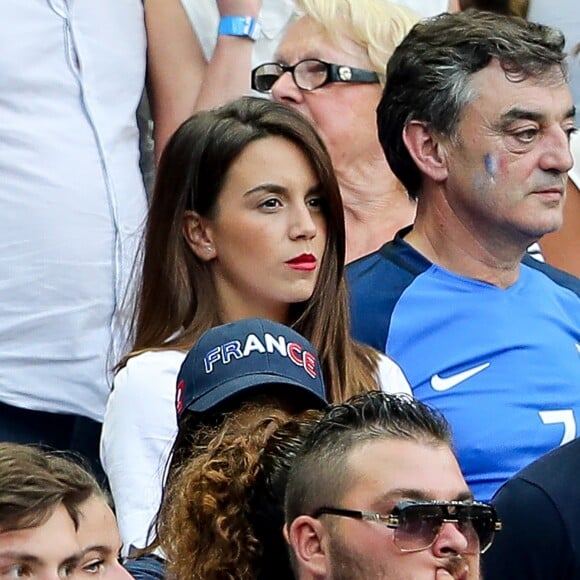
left=101, top=348, right=411, bottom=553
left=0, top=2, right=147, bottom=421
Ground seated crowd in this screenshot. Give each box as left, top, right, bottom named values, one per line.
left=1, top=3, right=579, bottom=580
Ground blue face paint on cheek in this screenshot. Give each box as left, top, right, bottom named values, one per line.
left=484, top=153, right=498, bottom=180
left=472, top=154, right=498, bottom=194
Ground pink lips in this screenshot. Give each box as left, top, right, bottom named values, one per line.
left=532, top=186, right=564, bottom=196
left=531, top=189, right=564, bottom=206
left=286, top=253, right=317, bottom=271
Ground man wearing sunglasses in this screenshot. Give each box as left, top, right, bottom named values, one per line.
left=285, top=392, right=501, bottom=579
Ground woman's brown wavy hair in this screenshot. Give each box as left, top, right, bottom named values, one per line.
left=156, top=401, right=322, bottom=580
left=121, top=96, right=379, bottom=402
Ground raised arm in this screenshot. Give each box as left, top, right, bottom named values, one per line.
left=145, top=0, right=261, bottom=159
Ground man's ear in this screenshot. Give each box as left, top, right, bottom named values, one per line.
left=286, top=516, right=330, bottom=578
left=182, top=210, right=217, bottom=261
left=402, top=120, right=450, bottom=184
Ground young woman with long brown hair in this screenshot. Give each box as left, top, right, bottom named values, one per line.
left=100, top=97, right=410, bottom=554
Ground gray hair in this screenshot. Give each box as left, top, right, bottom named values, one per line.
left=377, top=10, right=567, bottom=199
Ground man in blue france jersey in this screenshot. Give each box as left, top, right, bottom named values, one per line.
left=347, top=10, right=580, bottom=502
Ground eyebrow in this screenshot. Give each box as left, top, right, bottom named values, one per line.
left=496, top=105, right=576, bottom=129
left=243, top=183, right=322, bottom=197
left=62, top=554, right=82, bottom=569
left=244, top=183, right=287, bottom=196
left=0, top=553, right=42, bottom=564
left=0, top=552, right=82, bottom=568
left=374, top=488, right=475, bottom=508
left=80, top=545, right=113, bottom=556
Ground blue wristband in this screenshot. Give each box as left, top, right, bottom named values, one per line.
left=218, top=16, right=261, bottom=41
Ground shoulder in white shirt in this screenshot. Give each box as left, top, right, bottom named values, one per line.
left=100, top=349, right=185, bottom=554
left=376, top=353, right=413, bottom=396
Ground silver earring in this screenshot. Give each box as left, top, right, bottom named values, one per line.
left=206, top=245, right=213, bottom=252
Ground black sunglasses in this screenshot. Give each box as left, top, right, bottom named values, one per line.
left=251, top=58, right=380, bottom=93
left=312, top=500, right=502, bottom=554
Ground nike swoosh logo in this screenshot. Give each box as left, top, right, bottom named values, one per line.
left=431, top=362, right=491, bottom=392
left=576, top=343, right=580, bottom=355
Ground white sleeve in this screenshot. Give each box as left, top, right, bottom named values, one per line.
left=100, top=350, right=185, bottom=555
left=375, top=353, right=413, bottom=397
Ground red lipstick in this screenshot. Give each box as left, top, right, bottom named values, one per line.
left=286, top=253, right=317, bottom=271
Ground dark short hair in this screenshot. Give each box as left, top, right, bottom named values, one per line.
left=285, top=391, right=452, bottom=524
left=377, top=10, right=567, bottom=199
left=0, top=443, right=96, bottom=533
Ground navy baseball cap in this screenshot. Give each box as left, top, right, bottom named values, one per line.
left=176, top=318, right=328, bottom=420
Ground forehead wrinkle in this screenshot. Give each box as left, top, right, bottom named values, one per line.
left=469, top=63, right=573, bottom=125
left=275, top=18, right=325, bottom=65
left=276, top=17, right=366, bottom=68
